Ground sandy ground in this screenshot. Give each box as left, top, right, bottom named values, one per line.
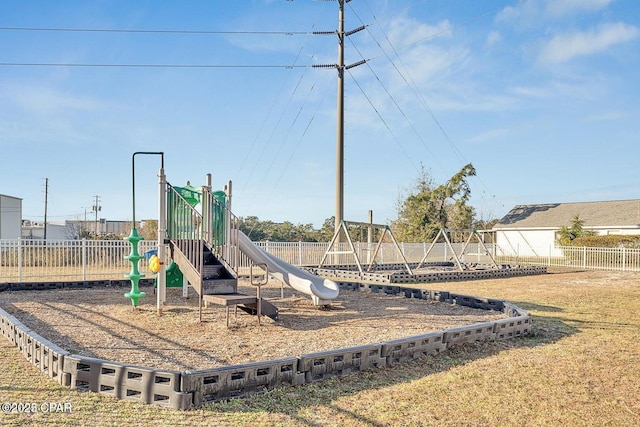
left=0, top=279, right=508, bottom=372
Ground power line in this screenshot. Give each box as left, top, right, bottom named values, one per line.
left=0, top=26, right=317, bottom=35
left=0, top=62, right=309, bottom=68
left=0, top=24, right=332, bottom=69
left=235, top=47, right=307, bottom=189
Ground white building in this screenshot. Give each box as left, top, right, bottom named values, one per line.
left=0, top=194, right=22, bottom=240
left=21, top=219, right=137, bottom=240
left=492, top=199, right=640, bottom=256
left=21, top=220, right=75, bottom=240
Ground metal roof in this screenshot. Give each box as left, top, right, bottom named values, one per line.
left=0, top=194, right=22, bottom=200
left=494, top=199, right=640, bottom=229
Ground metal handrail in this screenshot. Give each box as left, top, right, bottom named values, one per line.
left=200, top=185, right=239, bottom=275
left=166, top=183, right=239, bottom=278
left=166, top=184, right=204, bottom=295
left=250, top=263, right=269, bottom=325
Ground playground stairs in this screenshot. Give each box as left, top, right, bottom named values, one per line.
left=168, top=239, right=278, bottom=322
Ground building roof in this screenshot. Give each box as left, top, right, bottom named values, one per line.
left=0, top=193, right=22, bottom=200
left=494, top=199, right=640, bottom=229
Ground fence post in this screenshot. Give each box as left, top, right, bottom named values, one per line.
left=18, top=238, right=23, bottom=282
left=583, top=246, right=587, bottom=269
left=298, top=241, right=303, bottom=266
left=82, top=239, right=87, bottom=281
left=622, top=246, right=626, bottom=271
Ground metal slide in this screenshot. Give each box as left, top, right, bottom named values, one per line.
left=237, top=231, right=339, bottom=305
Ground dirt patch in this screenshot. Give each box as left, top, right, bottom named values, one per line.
left=0, top=279, right=507, bottom=371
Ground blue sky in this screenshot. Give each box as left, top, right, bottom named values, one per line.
left=1, top=0, right=638, bottom=228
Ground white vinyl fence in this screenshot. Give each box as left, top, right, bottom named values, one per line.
left=1, top=239, right=639, bottom=283
left=495, top=244, right=640, bottom=272
left=0, top=239, right=158, bottom=283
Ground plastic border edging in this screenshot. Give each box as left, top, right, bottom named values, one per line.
left=0, top=281, right=532, bottom=409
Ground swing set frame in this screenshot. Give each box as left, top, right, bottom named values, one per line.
left=319, top=220, right=413, bottom=276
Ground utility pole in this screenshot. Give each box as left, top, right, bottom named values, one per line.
left=43, top=178, right=49, bottom=240
left=92, top=195, right=102, bottom=236
left=314, top=0, right=366, bottom=235
left=335, top=0, right=345, bottom=235
left=82, top=207, right=89, bottom=237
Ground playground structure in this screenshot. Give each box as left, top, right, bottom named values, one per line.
left=164, top=175, right=340, bottom=321
left=125, top=152, right=340, bottom=324
left=321, top=219, right=414, bottom=275
left=0, top=153, right=540, bottom=409
left=121, top=153, right=543, bottom=323
left=313, top=222, right=546, bottom=284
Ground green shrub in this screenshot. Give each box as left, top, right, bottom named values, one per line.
left=572, top=235, right=640, bottom=248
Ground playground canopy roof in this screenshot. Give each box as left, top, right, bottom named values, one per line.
left=173, top=184, right=202, bottom=207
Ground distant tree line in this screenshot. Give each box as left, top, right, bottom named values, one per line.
left=239, top=216, right=335, bottom=242
left=241, top=163, right=499, bottom=243
left=78, top=165, right=499, bottom=243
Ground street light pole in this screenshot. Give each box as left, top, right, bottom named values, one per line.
left=92, top=195, right=101, bottom=236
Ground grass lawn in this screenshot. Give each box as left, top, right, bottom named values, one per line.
left=1, top=269, right=639, bottom=426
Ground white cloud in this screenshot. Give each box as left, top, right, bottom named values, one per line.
left=495, top=1, right=541, bottom=27
left=384, top=17, right=469, bottom=85
left=511, top=74, right=607, bottom=102
left=497, top=0, right=614, bottom=27
left=434, top=92, right=518, bottom=113
left=1, top=83, right=106, bottom=116
left=485, top=31, right=502, bottom=48
left=341, top=14, right=472, bottom=126
left=0, top=82, right=127, bottom=147
left=586, top=109, right=633, bottom=121
left=400, top=44, right=469, bottom=85
left=545, top=0, right=614, bottom=17
left=466, top=127, right=512, bottom=145
left=384, top=16, right=453, bottom=49
left=538, top=22, right=639, bottom=64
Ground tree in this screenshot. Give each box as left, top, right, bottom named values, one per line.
left=392, top=166, right=437, bottom=242
left=557, top=215, right=595, bottom=246
left=317, top=216, right=336, bottom=242
left=472, top=218, right=500, bottom=243
left=473, top=218, right=499, bottom=231
left=140, top=220, right=158, bottom=240
left=271, top=221, right=304, bottom=242
left=392, top=163, right=477, bottom=242
left=238, top=216, right=322, bottom=242
left=239, top=216, right=267, bottom=241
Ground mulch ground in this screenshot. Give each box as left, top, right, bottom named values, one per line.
left=0, top=279, right=507, bottom=372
